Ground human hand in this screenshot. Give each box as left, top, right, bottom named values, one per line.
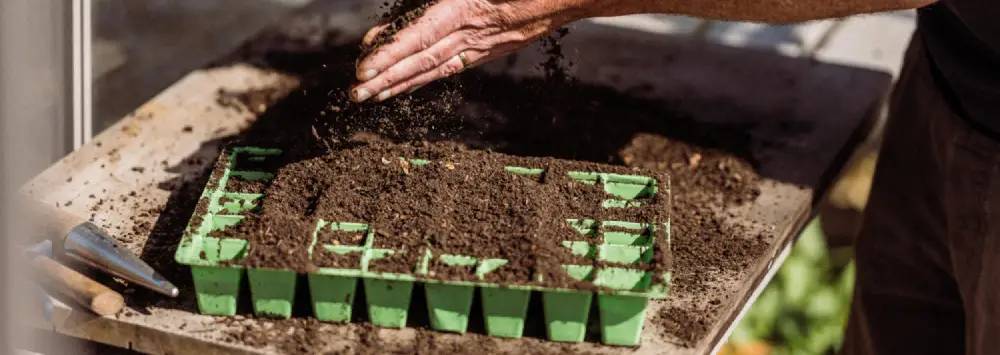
left=350, top=0, right=600, bottom=102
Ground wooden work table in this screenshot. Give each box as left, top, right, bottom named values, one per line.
left=23, top=1, right=891, bottom=354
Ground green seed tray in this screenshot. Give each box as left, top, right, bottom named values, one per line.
left=175, top=146, right=671, bottom=346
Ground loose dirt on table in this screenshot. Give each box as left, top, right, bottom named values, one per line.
left=621, top=133, right=765, bottom=345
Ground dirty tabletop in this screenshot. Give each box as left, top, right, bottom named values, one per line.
left=22, top=2, right=890, bottom=354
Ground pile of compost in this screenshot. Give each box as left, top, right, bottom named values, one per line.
left=211, top=138, right=671, bottom=288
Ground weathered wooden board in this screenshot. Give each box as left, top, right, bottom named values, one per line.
left=24, top=63, right=299, bottom=354
left=23, top=1, right=891, bottom=354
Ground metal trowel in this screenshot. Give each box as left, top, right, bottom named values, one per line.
left=29, top=198, right=179, bottom=298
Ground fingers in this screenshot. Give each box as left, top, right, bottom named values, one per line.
left=355, top=4, right=463, bottom=81
left=362, top=23, right=389, bottom=48
left=458, top=43, right=519, bottom=69
left=352, top=29, right=472, bottom=101
left=376, top=43, right=523, bottom=101
left=376, top=49, right=489, bottom=101
left=351, top=39, right=522, bottom=102
left=357, top=24, right=390, bottom=81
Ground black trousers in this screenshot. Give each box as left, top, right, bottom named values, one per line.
left=842, top=33, right=1000, bottom=354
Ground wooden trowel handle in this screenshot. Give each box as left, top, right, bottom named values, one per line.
left=25, top=197, right=87, bottom=242
left=31, top=254, right=124, bottom=316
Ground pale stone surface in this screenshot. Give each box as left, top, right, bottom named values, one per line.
left=703, top=20, right=838, bottom=57
left=588, top=11, right=916, bottom=81
left=813, top=11, right=917, bottom=77
left=587, top=14, right=704, bottom=36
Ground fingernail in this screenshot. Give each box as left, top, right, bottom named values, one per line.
left=352, top=88, right=372, bottom=102
left=358, top=69, right=378, bottom=81
left=376, top=90, right=392, bottom=102
left=407, top=84, right=426, bottom=94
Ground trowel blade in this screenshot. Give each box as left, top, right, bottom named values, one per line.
left=61, top=222, right=179, bottom=297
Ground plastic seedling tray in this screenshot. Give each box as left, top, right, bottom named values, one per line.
left=176, top=147, right=671, bottom=346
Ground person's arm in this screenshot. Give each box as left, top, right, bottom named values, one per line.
left=350, top=0, right=935, bottom=102
left=600, top=0, right=934, bottom=23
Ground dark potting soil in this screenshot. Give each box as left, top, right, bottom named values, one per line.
left=427, top=257, right=478, bottom=281
left=234, top=153, right=284, bottom=173
left=622, top=133, right=766, bottom=345
left=220, top=138, right=671, bottom=290
left=311, top=228, right=366, bottom=268
left=181, top=156, right=233, bottom=242
left=318, top=228, right=367, bottom=247
left=539, top=27, right=573, bottom=83
left=224, top=176, right=269, bottom=194
left=313, top=250, right=364, bottom=269
left=366, top=230, right=421, bottom=274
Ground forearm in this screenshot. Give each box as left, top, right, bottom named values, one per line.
left=588, top=0, right=935, bottom=23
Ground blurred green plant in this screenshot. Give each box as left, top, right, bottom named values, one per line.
left=727, top=217, right=855, bottom=355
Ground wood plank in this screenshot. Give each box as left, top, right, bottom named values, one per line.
left=26, top=63, right=296, bottom=354
left=23, top=2, right=891, bottom=353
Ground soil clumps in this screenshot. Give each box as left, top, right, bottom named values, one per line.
left=214, top=138, right=671, bottom=289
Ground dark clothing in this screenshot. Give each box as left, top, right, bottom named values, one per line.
left=918, top=1, right=1000, bottom=135
left=842, top=34, right=1000, bottom=355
